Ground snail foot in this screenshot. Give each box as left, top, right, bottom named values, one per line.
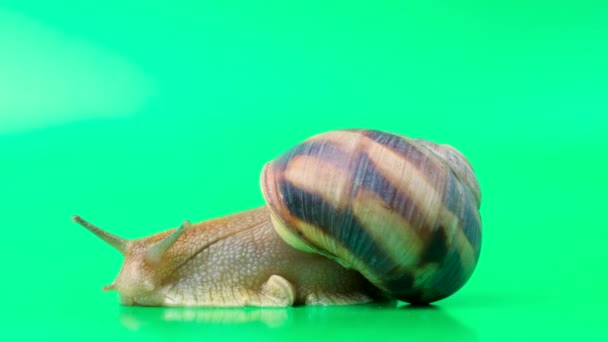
left=305, top=291, right=373, bottom=306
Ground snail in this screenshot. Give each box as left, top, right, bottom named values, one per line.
left=74, top=129, right=481, bottom=307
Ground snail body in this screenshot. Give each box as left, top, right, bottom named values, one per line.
left=74, top=129, right=481, bottom=307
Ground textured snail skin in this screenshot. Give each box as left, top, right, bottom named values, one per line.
left=75, top=129, right=481, bottom=307
left=77, top=208, right=372, bottom=306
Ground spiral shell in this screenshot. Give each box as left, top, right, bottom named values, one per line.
left=260, top=129, right=481, bottom=304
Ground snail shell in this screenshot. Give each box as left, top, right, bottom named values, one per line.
left=261, top=129, right=481, bottom=304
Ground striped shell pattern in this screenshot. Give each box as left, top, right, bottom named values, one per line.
left=260, top=129, right=482, bottom=304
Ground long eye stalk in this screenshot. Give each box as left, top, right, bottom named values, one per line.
left=73, top=215, right=128, bottom=255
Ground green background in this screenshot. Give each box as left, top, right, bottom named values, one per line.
left=1, top=1, right=606, bottom=340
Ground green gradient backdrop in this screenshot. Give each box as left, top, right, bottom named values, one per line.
left=1, top=1, right=606, bottom=341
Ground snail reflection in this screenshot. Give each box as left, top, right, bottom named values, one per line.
left=120, top=306, right=290, bottom=329
left=119, top=303, right=478, bottom=341
left=75, top=130, right=481, bottom=307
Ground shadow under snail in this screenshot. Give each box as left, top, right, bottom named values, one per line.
left=73, top=129, right=482, bottom=307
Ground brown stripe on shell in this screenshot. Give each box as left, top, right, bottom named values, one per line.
left=351, top=188, right=424, bottom=267
left=419, top=228, right=449, bottom=264
left=460, top=199, right=482, bottom=259
left=276, top=178, right=403, bottom=279
left=360, top=136, right=451, bottom=233
left=363, top=130, right=447, bottom=186
left=451, top=225, right=478, bottom=272
left=443, top=169, right=482, bottom=254
left=284, top=154, right=354, bottom=211
left=261, top=166, right=322, bottom=254
left=352, top=152, right=437, bottom=244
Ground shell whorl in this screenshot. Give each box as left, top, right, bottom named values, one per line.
left=260, top=129, right=482, bottom=304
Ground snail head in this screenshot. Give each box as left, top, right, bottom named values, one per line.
left=72, top=215, right=191, bottom=305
